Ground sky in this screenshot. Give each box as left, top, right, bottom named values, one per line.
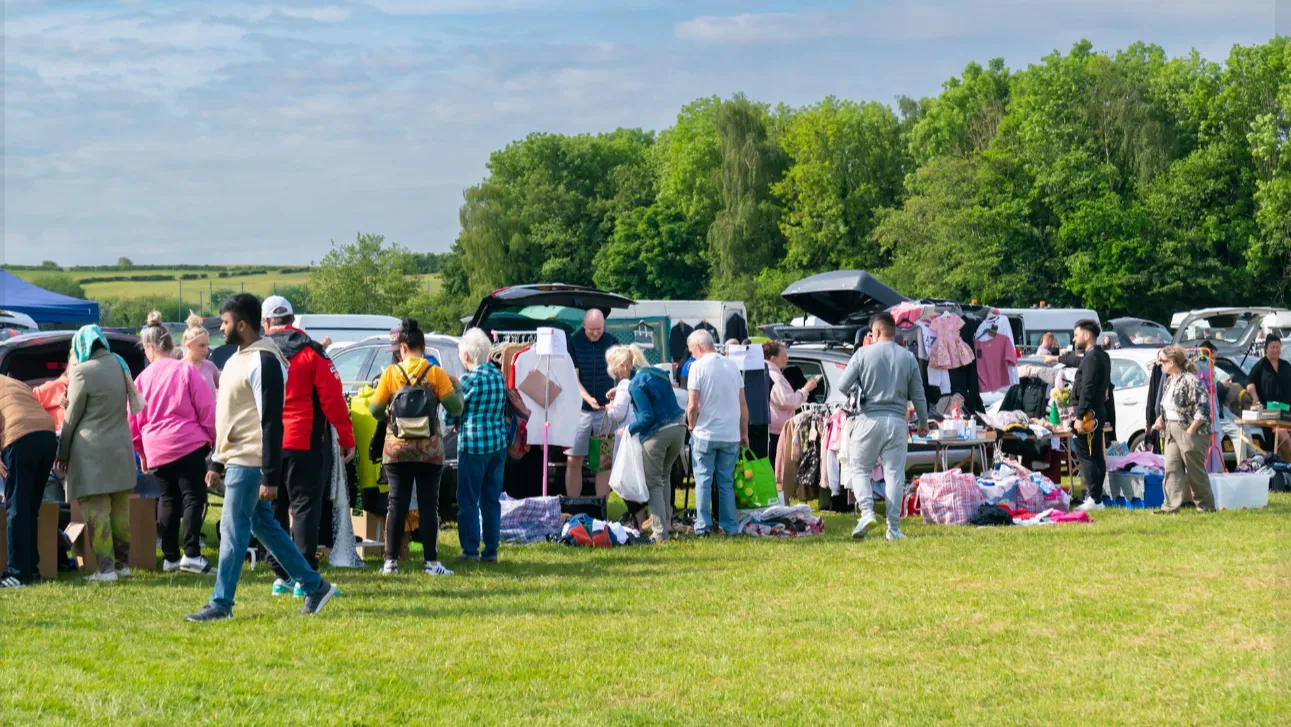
left=2, top=0, right=1285, bottom=266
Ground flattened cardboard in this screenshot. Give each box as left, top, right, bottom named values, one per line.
left=518, top=369, right=562, bottom=408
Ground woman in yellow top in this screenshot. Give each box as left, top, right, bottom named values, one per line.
left=369, top=319, right=463, bottom=576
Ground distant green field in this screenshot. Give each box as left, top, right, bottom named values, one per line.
left=12, top=267, right=441, bottom=315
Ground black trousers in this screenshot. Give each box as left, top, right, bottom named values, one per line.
left=748, top=424, right=769, bottom=459
left=385, top=461, right=444, bottom=563
left=271, top=449, right=327, bottom=577
left=768, top=433, right=780, bottom=471
left=153, top=445, right=209, bottom=562
left=3, top=431, right=57, bottom=583
left=1073, top=421, right=1108, bottom=501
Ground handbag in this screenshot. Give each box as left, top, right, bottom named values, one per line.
left=732, top=448, right=778, bottom=509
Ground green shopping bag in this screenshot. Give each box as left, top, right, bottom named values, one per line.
left=732, top=448, right=778, bottom=509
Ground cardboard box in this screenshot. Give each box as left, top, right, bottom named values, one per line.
left=0, top=501, right=60, bottom=580
left=68, top=495, right=158, bottom=572
left=351, top=511, right=407, bottom=559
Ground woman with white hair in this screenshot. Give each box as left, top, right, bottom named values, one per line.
left=449, top=327, right=510, bottom=563
left=611, top=344, right=686, bottom=542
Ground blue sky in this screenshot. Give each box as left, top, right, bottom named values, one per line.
left=2, top=0, right=1283, bottom=265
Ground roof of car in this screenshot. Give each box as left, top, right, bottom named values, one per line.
left=0, top=330, right=140, bottom=347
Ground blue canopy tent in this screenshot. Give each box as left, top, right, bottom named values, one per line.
left=0, top=269, right=100, bottom=324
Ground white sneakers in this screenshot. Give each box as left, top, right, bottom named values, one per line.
left=1076, top=497, right=1105, bottom=512
left=380, top=560, right=399, bottom=575
left=180, top=556, right=214, bottom=575
left=163, top=559, right=182, bottom=573
left=115, top=567, right=132, bottom=578
left=85, top=571, right=118, bottom=583
left=886, top=531, right=907, bottom=541
left=423, top=562, right=454, bottom=576
left=851, top=514, right=877, bottom=539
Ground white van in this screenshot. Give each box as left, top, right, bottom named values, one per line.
left=996, top=308, right=1100, bottom=353
left=293, top=314, right=402, bottom=352
left=607, top=300, right=750, bottom=363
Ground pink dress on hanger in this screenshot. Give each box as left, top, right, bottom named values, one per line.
left=928, top=314, right=975, bottom=369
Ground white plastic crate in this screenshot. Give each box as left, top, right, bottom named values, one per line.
left=1208, top=473, right=1270, bottom=511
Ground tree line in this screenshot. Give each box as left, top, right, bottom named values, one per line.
left=400, top=38, right=1287, bottom=331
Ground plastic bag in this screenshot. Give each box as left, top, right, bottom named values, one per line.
left=609, top=434, right=649, bottom=503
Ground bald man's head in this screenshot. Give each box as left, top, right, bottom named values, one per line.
left=582, top=309, right=606, bottom=342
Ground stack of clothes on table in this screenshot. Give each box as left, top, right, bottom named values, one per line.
left=736, top=504, right=824, bottom=538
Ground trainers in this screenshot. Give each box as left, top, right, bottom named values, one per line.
left=271, top=578, right=294, bottom=597
left=163, top=559, right=182, bottom=573
left=423, top=561, right=454, bottom=576
left=1, top=576, right=25, bottom=589
left=185, top=605, right=232, bottom=623
left=380, top=560, right=399, bottom=575
left=458, top=553, right=481, bottom=563
left=292, top=582, right=307, bottom=598
left=180, top=556, right=215, bottom=575
left=1075, top=497, right=1105, bottom=512
left=115, top=567, right=132, bottom=578
left=851, top=514, right=877, bottom=539
left=300, top=581, right=338, bottom=616
left=86, top=571, right=119, bottom=583
left=886, top=530, right=907, bottom=541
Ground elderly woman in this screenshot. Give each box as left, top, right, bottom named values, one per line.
left=132, top=318, right=217, bottom=574
left=449, top=327, right=509, bottom=563
left=1152, top=345, right=1215, bottom=514
left=56, top=325, right=146, bottom=582
left=763, top=342, right=817, bottom=469
left=609, top=344, right=686, bottom=542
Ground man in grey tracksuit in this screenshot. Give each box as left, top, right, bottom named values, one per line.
left=837, top=312, right=929, bottom=541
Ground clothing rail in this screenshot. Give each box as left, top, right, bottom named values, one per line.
left=489, top=330, right=539, bottom=344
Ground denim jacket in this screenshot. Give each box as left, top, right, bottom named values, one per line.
left=627, top=366, right=684, bottom=441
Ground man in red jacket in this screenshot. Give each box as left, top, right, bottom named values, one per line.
left=261, top=296, right=356, bottom=596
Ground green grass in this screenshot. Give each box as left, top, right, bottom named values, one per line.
left=2, top=495, right=1287, bottom=726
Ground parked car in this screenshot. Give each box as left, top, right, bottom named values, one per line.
left=0, top=309, right=39, bottom=343
left=0, top=330, right=146, bottom=384
left=1107, top=317, right=1171, bottom=348
left=293, top=314, right=402, bottom=353
left=1171, top=307, right=1291, bottom=371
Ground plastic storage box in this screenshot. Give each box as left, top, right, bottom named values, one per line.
left=1106, top=472, right=1163, bottom=509
left=1209, top=473, right=1270, bottom=510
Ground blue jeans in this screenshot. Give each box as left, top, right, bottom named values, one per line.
left=457, top=449, right=506, bottom=559
left=209, top=465, right=321, bottom=613
left=691, top=437, right=739, bottom=535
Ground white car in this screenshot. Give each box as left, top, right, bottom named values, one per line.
left=0, top=309, right=39, bottom=342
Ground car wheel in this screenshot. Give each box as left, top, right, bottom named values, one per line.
left=1128, top=433, right=1147, bottom=453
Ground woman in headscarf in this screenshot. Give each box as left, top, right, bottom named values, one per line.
left=55, top=325, right=146, bottom=582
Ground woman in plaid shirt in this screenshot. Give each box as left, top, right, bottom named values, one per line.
left=450, top=328, right=510, bottom=563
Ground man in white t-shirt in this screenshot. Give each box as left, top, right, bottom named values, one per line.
left=685, top=329, right=748, bottom=536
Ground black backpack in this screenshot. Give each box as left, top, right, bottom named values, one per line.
left=389, top=364, right=437, bottom=440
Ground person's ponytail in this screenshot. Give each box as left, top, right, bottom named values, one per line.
left=397, top=318, right=425, bottom=350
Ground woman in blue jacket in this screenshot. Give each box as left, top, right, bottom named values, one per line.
left=608, top=345, right=685, bottom=542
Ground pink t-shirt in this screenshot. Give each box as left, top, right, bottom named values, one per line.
left=193, top=359, right=220, bottom=395
left=130, top=357, right=217, bottom=469
left=975, top=335, right=1017, bottom=393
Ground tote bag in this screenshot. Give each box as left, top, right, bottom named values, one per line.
left=733, top=448, right=778, bottom=509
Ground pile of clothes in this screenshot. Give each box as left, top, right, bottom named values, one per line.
left=499, top=494, right=562, bottom=544
left=917, top=461, right=1071, bottom=526
left=1236, top=454, right=1291, bottom=492
left=969, top=503, right=1093, bottom=527
left=559, top=513, right=646, bottom=548
left=736, top=505, right=824, bottom=538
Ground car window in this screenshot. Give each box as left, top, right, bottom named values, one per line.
left=1115, top=321, right=1170, bottom=345
left=331, top=347, right=373, bottom=389
left=1110, top=359, right=1146, bottom=391
left=785, top=359, right=828, bottom=404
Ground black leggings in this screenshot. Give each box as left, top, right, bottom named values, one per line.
left=153, top=446, right=210, bottom=562
left=385, top=462, right=444, bottom=563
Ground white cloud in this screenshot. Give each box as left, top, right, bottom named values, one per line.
left=363, top=0, right=554, bottom=14
left=674, top=11, right=849, bottom=44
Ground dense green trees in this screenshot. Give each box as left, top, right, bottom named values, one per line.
left=414, top=38, right=1288, bottom=331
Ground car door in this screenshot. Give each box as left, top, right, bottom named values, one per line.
left=783, top=356, right=837, bottom=405
left=1109, top=358, right=1148, bottom=444
left=330, top=345, right=376, bottom=397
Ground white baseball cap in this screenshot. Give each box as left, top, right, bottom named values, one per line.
left=261, top=295, right=294, bottom=320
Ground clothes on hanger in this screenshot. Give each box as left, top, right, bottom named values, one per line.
left=928, top=313, right=975, bottom=370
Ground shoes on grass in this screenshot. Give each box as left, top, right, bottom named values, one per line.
left=458, top=553, right=480, bottom=563
left=301, top=581, right=338, bottom=616
left=180, top=556, right=215, bottom=575
left=272, top=578, right=294, bottom=597
left=86, top=571, right=118, bottom=583
left=163, top=559, right=182, bottom=573
left=886, top=530, right=907, bottom=541
left=852, top=514, right=877, bottom=539
left=115, top=566, right=132, bottom=578
left=381, top=560, right=399, bottom=575
left=1075, top=497, right=1105, bottom=512
left=292, top=582, right=307, bottom=598
left=1, top=576, right=25, bottom=589
left=423, top=561, right=453, bottom=576
left=185, top=605, right=232, bottom=623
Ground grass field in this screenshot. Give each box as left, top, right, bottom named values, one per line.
left=2, top=494, right=1286, bottom=726
left=11, top=268, right=442, bottom=314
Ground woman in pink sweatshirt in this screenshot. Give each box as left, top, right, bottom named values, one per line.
left=763, top=341, right=818, bottom=470
left=131, top=319, right=217, bottom=575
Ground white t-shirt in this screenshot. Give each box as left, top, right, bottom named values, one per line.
left=687, top=352, right=744, bottom=442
